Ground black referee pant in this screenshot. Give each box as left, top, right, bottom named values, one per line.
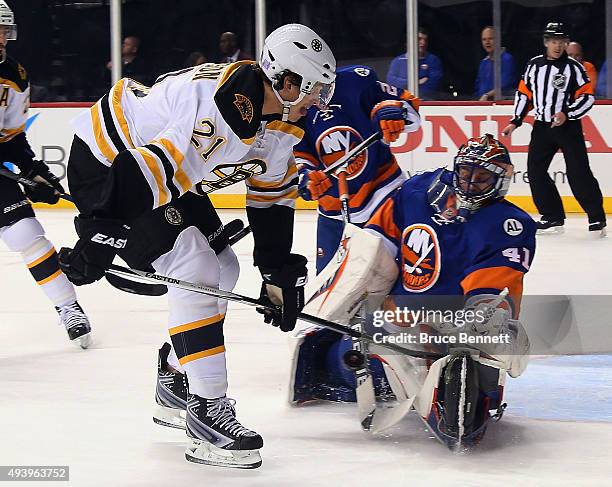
left=527, top=120, right=605, bottom=224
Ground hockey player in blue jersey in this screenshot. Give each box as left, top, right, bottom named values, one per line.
left=294, top=65, right=420, bottom=274
left=290, top=134, right=536, bottom=450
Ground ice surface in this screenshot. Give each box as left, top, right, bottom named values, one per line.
left=1, top=209, right=611, bottom=486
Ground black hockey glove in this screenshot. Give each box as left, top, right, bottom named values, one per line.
left=22, top=160, right=66, bottom=204
left=58, top=216, right=129, bottom=286
left=257, top=253, right=308, bottom=332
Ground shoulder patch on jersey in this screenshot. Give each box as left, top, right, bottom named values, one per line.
left=503, top=218, right=524, bottom=236
left=214, top=62, right=263, bottom=144
left=354, top=67, right=370, bottom=77
left=0, top=56, right=29, bottom=92
left=233, top=93, right=254, bottom=123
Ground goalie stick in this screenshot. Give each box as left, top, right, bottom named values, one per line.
left=334, top=161, right=377, bottom=430
left=104, top=218, right=252, bottom=296
left=0, top=165, right=74, bottom=202
left=105, top=263, right=443, bottom=360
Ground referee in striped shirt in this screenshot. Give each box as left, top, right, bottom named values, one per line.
left=503, top=22, right=606, bottom=235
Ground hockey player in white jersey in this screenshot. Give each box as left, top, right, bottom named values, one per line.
left=0, top=1, right=92, bottom=348
left=58, top=24, right=336, bottom=468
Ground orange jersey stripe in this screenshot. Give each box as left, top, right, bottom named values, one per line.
left=294, top=150, right=320, bottom=167
left=518, top=79, right=533, bottom=99
left=460, top=266, right=525, bottom=316
left=575, top=81, right=594, bottom=98
left=366, top=196, right=401, bottom=243
left=318, top=160, right=400, bottom=212
left=400, top=90, right=420, bottom=111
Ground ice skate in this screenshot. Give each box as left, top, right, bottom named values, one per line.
left=535, top=219, right=564, bottom=235
left=153, top=343, right=187, bottom=430
left=589, top=221, right=607, bottom=238
left=185, top=394, right=263, bottom=469
left=56, top=301, right=92, bottom=349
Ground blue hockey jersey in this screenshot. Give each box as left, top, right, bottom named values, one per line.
left=294, top=65, right=419, bottom=223
left=366, top=169, right=537, bottom=314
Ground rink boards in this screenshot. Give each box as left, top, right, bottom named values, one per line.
left=25, top=101, right=612, bottom=214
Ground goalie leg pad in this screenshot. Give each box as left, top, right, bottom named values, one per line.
left=289, top=328, right=389, bottom=404
left=424, top=351, right=506, bottom=451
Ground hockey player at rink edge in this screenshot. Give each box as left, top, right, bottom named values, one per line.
left=291, top=134, right=536, bottom=450
left=56, top=24, right=338, bottom=469
left=0, top=0, right=92, bottom=348
left=295, top=64, right=421, bottom=274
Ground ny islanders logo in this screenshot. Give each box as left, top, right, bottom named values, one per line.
left=315, top=126, right=368, bottom=180
left=401, top=224, right=441, bottom=292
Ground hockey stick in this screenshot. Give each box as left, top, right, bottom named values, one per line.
left=105, top=263, right=443, bottom=360
left=104, top=219, right=252, bottom=296
left=0, top=165, right=74, bottom=203
left=322, top=131, right=382, bottom=175
left=335, top=161, right=377, bottom=429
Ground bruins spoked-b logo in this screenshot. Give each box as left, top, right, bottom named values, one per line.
left=311, top=38, right=323, bottom=52
left=401, top=224, right=441, bottom=292
left=164, top=206, right=183, bottom=226
left=552, top=73, right=567, bottom=90
left=233, top=94, right=254, bottom=123
left=194, top=159, right=267, bottom=194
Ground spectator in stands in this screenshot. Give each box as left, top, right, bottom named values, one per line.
left=566, top=41, right=597, bottom=90
left=596, top=60, right=608, bottom=98
left=185, top=51, right=206, bottom=67
left=106, top=35, right=150, bottom=85
left=475, top=26, right=516, bottom=101
left=387, top=27, right=443, bottom=100
left=217, top=32, right=252, bottom=63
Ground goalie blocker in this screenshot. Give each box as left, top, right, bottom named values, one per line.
left=288, top=224, right=530, bottom=450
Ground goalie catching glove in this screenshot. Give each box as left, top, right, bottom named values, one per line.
left=258, top=253, right=308, bottom=332
left=58, top=216, right=129, bottom=286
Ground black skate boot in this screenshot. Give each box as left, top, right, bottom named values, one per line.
left=55, top=301, right=92, bottom=349
left=588, top=221, right=607, bottom=237
left=185, top=394, right=263, bottom=469
left=153, top=343, right=187, bottom=429
left=536, top=219, right=564, bottom=234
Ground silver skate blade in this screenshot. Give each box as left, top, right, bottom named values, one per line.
left=153, top=405, right=186, bottom=430
left=73, top=332, right=93, bottom=349
left=371, top=395, right=416, bottom=434
left=536, top=226, right=564, bottom=235
left=185, top=439, right=262, bottom=469
left=589, top=227, right=608, bottom=238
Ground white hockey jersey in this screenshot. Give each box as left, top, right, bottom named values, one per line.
left=72, top=61, right=303, bottom=211
left=0, top=56, right=29, bottom=143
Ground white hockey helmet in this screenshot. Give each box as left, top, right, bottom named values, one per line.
left=0, top=1, right=17, bottom=41
left=260, top=23, right=336, bottom=119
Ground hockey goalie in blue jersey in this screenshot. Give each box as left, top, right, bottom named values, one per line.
left=294, top=65, right=420, bottom=273
left=290, top=134, right=536, bottom=450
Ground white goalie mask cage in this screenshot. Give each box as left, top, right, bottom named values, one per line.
left=0, top=1, right=17, bottom=41
left=260, top=23, right=336, bottom=120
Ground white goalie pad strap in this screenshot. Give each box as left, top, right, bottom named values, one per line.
left=303, top=224, right=398, bottom=324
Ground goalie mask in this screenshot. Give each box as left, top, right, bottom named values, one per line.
left=260, top=24, right=336, bottom=121
left=452, top=134, right=513, bottom=214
